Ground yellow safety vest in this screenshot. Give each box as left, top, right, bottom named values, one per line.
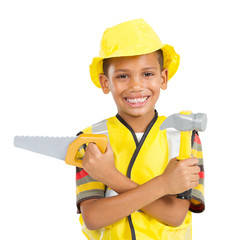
left=78, top=112, right=193, bottom=240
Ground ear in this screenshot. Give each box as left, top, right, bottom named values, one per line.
left=99, top=74, right=111, bottom=94
left=160, top=68, right=168, bottom=90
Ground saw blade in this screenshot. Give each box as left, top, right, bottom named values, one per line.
left=14, top=136, right=76, bottom=160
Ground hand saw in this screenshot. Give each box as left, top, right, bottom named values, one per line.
left=14, top=134, right=108, bottom=168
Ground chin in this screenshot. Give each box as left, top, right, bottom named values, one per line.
left=125, top=107, right=154, bottom=118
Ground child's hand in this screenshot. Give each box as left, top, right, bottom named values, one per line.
left=161, top=157, right=200, bottom=195
left=82, top=142, right=117, bottom=184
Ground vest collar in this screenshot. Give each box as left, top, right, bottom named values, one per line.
left=116, top=110, right=158, bottom=179
left=116, top=110, right=158, bottom=146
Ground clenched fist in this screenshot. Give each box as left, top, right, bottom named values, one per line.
left=161, top=157, right=200, bottom=195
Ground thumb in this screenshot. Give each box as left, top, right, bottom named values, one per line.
left=105, top=141, right=113, bottom=154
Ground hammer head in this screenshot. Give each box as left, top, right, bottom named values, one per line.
left=160, top=112, right=207, bottom=132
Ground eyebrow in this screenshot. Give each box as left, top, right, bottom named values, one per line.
left=113, top=67, right=157, bottom=73
left=142, top=67, right=158, bottom=71
left=113, top=69, right=130, bottom=73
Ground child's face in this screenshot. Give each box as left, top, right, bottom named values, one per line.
left=99, top=52, right=168, bottom=121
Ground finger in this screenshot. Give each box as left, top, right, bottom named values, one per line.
left=85, top=142, right=94, bottom=153
left=183, top=157, right=199, bottom=166
left=190, top=173, right=200, bottom=182
left=190, top=165, right=200, bottom=174
left=85, top=143, right=98, bottom=157
left=191, top=180, right=199, bottom=188
left=87, top=142, right=99, bottom=152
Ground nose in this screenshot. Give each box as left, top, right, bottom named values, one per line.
left=129, top=75, right=144, bottom=92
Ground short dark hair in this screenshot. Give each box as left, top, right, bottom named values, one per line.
left=155, top=49, right=164, bottom=72
left=103, top=49, right=164, bottom=77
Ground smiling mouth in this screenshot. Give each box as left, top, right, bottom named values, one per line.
left=124, top=96, right=150, bottom=107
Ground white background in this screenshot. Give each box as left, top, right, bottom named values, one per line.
left=1, top=0, right=247, bottom=239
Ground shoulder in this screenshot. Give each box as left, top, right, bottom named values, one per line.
left=76, top=116, right=117, bottom=135
left=157, top=115, right=166, bottom=124
left=156, top=115, right=167, bottom=133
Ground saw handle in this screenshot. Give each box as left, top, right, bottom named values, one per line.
left=65, top=134, right=108, bottom=168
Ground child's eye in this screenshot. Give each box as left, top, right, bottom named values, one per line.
left=116, top=74, right=128, bottom=79
left=143, top=72, right=154, bottom=77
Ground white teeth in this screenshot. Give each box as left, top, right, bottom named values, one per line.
left=126, top=97, right=148, bottom=103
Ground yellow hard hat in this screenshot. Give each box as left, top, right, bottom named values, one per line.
left=90, top=19, right=180, bottom=88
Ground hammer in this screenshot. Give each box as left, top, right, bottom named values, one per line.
left=160, top=110, right=207, bottom=199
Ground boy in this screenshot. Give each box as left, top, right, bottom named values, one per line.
left=75, top=19, right=204, bottom=240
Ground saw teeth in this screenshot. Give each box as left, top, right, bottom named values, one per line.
left=13, top=136, right=77, bottom=160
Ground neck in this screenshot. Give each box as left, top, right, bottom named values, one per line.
left=117, top=110, right=156, bottom=132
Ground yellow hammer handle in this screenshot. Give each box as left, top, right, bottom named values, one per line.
left=177, top=131, right=192, bottom=160
left=176, top=111, right=193, bottom=199
left=65, top=134, right=108, bottom=168
left=177, top=110, right=192, bottom=161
